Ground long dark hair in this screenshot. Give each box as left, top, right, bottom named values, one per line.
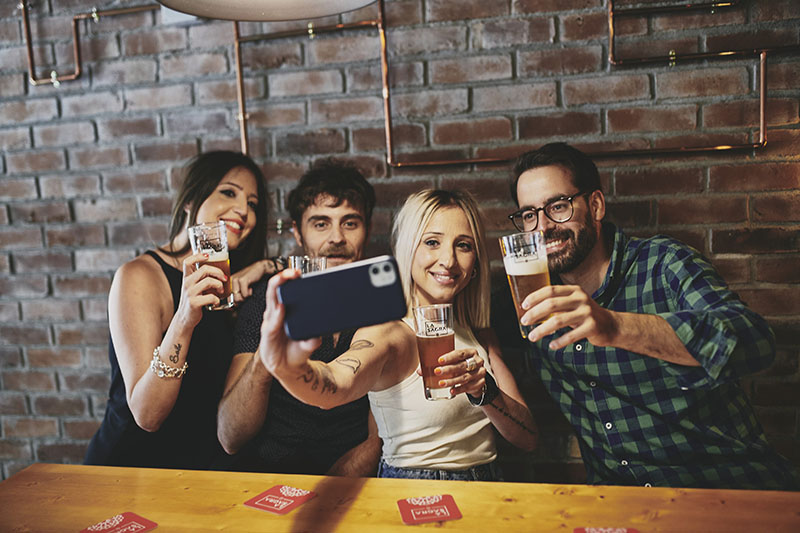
left=161, top=151, right=268, bottom=271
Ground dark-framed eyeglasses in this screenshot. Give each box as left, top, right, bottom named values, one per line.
left=507, top=190, right=593, bottom=232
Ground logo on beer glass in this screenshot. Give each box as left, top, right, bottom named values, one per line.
left=424, top=321, right=449, bottom=337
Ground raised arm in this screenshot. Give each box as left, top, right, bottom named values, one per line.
left=110, top=252, right=227, bottom=432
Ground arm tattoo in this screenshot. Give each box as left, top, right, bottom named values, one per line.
left=169, top=343, right=182, bottom=364
left=349, top=339, right=374, bottom=351
left=335, top=357, right=362, bottom=374
left=488, top=402, right=538, bottom=437
left=298, top=365, right=338, bottom=395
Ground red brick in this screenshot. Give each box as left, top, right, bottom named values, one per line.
left=13, top=250, right=72, bottom=273
left=61, top=92, right=124, bottom=116
left=22, top=299, right=81, bottom=323
left=561, top=12, right=607, bottom=41
left=393, top=89, right=469, bottom=117
left=125, top=85, right=192, bottom=111
left=104, top=171, right=166, bottom=194
left=161, top=53, right=228, bottom=79
left=55, top=323, right=108, bottom=346
left=658, top=196, right=746, bottom=225
left=275, top=129, right=347, bottom=156
left=353, top=124, right=426, bottom=152
left=34, top=395, right=87, bottom=416
left=0, top=179, right=37, bottom=201
left=652, top=8, right=745, bottom=31
left=712, top=256, right=751, bottom=285
left=164, top=111, right=230, bottom=135
left=308, top=34, right=379, bottom=65
left=69, top=146, right=128, bottom=169
left=6, top=150, right=66, bottom=174
left=756, top=257, right=800, bottom=284
left=652, top=132, right=749, bottom=152
left=92, top=58, right=157, bottom=87
left=55, top=33, right=119, bottom=65
left=75, top=250, right=134, bottom=272
left=371, top=179, right=435, bottom=209
left=0, top=74, right=25, bottom=98
left=33, top=122, right=95, bottom=147
left=769, top=62, right=800, bottom=91
left=123, top=28, right=186, bottom=55
left=27, top=347, right=83, bottom=368
left=0, top=228, right=42, bottom=250
left=564, top=74, right=649, bottom=105
left=197, top=78, right=263, bottom=103
left=389, top=27, right=466, bottom=57
left=433, top=118, right=512, bottom=145
left=64, top=420, right=102, bottom=440
left=657, top=67, right=748, bottom=98
left=513, top=0, right=601, bottom=13
left=141, top=196, right=173, bottom=217
left=616, top=167, right=704, bottom=196
left=753, top=192, right=800, bottom=223
left=81, top=298, right=109, bottom=321
left=754, top=0, right=800, bottom=21
left=0, top=303, right=19, bottom=322
left=0, top=44, right=51, bottom=72
left=614, top=37, right=699, bottom=62
left=269, top=70, right=343, bottom=97
left=472, top=19, right=554, bottom=49
left=519, top=46, right=602, bottom=77
left=134, top=142, right=197, bottom=163
left=73, top=198, right=138, bottom=223
left=39, top=175, right=101, bottom=198
left=473, top=83, right=555, bottom=112
left=605, top=200, right=654, bottom=228
left=705, top=99, right=799, bottom=128
left=713, top=229, right=799, bottom=254
left=309, top=97, right=383, bottom=124
left=3, top=418, right=58, bottom=438
left=188, top=21, right=232, bottom=48
left=9, top=202, right=71, bottom=224
left=346, top=62, right=424, bottom=91
left=0, top=277, right=48, bottom=298
left=62, top=371, right=110, bottom=393
left=1, top=371, right=57, bottom=392
left=107, top=223, right=166, bottom=247
left=0, top=128, right=30, bottom=151
left=87, top=346, right=111, bottom=368
left=430, top=55, right=512, bottom=84
left=0, top=394, right=27, bottom=416
left=441, top=176, right=512, bottom=204
left=46, top=225, right=106, bottom=247
left=608, top=106, right=697, bottom=133
left=426, top=0, right=508, bottom=22
left=249, top=103, right=305, bottom=128
left=710, top=163, right=800, bottom=192
left=707, top=29, right=798, bottom=53
left=36, top=443, right=89, bottom=463
left=0, top=99, right=58, bottom=123
left=241, top=42, right=302, bottom=70
left=761, top=128, right=800, bottom=159
left=0, top=322, right=51, bottom=344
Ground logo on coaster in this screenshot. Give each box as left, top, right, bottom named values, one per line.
left=397, top=494, right=462, bottom=525
left=80, top=512, right=157, bottom=533
left=243, top=485, right=317, bottom=515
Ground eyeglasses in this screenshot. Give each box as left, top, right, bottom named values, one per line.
left=508, top=191, right=593, bottom=232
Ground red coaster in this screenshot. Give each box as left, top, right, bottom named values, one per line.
left=80, top=512, right=157, bottom=533
left=243, top=485, right=317, bottom=515
left=397, top=494, right=462, bottom=525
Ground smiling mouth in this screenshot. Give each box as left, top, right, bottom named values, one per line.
left=223, top=220, right=243, bottom=233
left=430, top=272, right=458, bottom=284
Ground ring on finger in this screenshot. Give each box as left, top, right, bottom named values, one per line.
left=465, top=356, right=477, bottom=372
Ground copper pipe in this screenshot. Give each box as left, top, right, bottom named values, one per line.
left=233, top=21, right=250, bottom=155
left=236, top=20, right=378, bottom=44
left=21, top=3, right=159, bottom=86
left=377, top=0, right=395, bottom=166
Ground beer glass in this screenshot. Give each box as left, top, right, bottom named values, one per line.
left=499, top=231, right=550, bottom=339
left=188, top=220, right=234, bottom=311
left=413, top=303, right=455, bottom=401
left=288, top=255, right=326, bottom=274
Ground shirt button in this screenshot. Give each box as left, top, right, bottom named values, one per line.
left=575, top=344, right=583, bottom=351
left=604, top=422, right=613, bottom=430
left=680, top=387, right=689, bottom=391
left=644, top=483, right=652, bottom=487
left=589, top=381, right=597, bottom=387
left=621, top=460, right=628, bottom=466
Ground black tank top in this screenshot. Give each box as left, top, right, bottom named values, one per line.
left=84, top=251, right=235, bottom=470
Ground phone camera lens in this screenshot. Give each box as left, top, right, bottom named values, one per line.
left=371, top=267, right=379, bottom=274
left=383, top=264, right=391, bottom=272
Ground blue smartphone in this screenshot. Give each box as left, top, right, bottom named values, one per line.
left=277, top=255, right=407, bottom=340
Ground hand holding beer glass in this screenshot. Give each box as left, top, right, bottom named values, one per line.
left=188, top=221, right=234, bottom=311
left=413, top=304, right=455, bottom=401
left=499, top=231, right=551, bottom=339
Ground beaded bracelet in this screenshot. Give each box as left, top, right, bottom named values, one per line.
left=150, top=346, right=188, bottom=379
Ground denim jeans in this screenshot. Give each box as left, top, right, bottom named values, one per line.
left=377, top=459, right=503, bottom=481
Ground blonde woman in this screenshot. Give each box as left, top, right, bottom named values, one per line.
left=258, top=189, right=537, bottom=480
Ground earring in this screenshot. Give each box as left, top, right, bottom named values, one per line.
left=471, top=268, right=478, bottom=279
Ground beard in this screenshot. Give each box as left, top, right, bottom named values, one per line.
left=545, top=210, right=597, bottom=275
left=318, top=243, right=356, bottom=262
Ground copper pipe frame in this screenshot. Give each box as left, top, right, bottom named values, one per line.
left=21, top=2, right=160, bottom=86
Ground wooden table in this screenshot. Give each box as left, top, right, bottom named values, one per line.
left=1, top=463, right=799, bottom=532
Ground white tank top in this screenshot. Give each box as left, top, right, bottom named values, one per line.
left=367, top=319, right=497, bottom=470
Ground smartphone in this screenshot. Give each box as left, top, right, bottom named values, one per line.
left=278, top=255, right=407, bottom=340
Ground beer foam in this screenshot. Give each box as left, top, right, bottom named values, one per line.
left=503, top=255, right=547, bottom=276
left=205, top=250, right=228, bottom=262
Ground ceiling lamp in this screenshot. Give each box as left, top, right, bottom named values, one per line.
left=155, top=0, right=377, bottom=21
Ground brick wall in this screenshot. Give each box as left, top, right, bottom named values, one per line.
left=1, top=0, right=798, bottom=482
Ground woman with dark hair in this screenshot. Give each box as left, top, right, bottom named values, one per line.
left=85, top=151, right=274, bottom=469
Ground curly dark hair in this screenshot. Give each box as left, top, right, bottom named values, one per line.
left=510, top=142, right=602, bottom=204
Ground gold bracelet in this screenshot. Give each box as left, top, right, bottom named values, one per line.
left=150, top=346, right=188, bottom=379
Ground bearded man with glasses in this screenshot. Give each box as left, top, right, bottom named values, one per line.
left=505, top=142, right=798, bottom=491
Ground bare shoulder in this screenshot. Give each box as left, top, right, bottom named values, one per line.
left=109, top=253, right=173, bottom=322
left=352, top=320, right=415, bottom=349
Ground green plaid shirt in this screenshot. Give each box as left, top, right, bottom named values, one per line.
left=528, top=224, right=799, bottom=490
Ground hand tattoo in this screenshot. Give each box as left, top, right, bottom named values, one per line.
left=169, top=343, right=182, bottom=364
left=336, top=357, right=362, bottom=374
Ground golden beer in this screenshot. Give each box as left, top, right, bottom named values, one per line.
left=499, top=231, right=550, bottom=339
left=416, top=332, right=455, bottom=400
left=188, top=221, right=235, bottom=311
left=204, top=250, right=234, bottom=310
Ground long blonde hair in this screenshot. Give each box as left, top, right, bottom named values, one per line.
left=392, top=189, right=490, bottom=330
